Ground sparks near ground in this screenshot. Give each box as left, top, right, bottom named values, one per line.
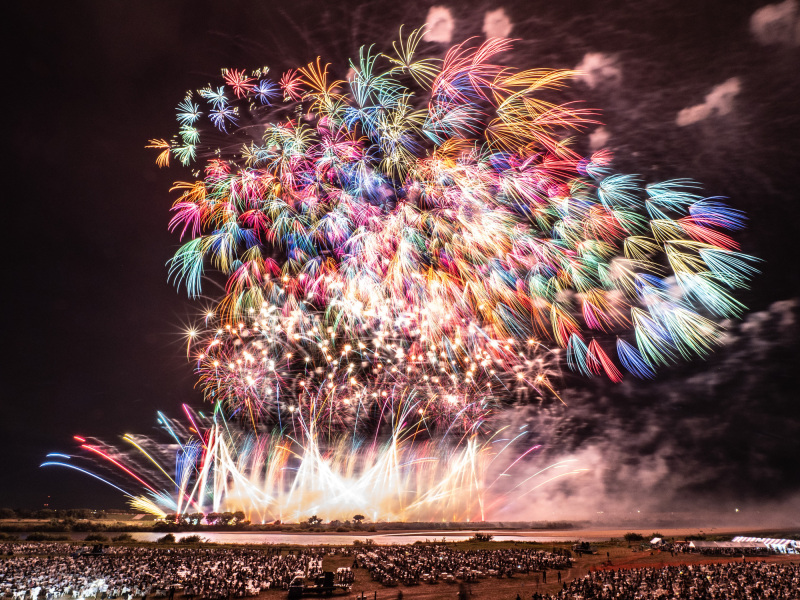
left=45, top=28, right=756, bottom=522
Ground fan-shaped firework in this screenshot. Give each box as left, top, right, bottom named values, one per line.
left=47, top=407, right=577, bottom=522
left=45, top=29, right=756, bottom=522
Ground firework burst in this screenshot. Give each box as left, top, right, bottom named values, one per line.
left=46, top=29, right=756, bottom=522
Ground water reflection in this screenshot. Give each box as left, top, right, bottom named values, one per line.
left=112, top=530, right=597, bottom=545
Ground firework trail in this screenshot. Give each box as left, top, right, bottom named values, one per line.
left=49, top=408, right=569, bottom=522
left=47, top=29, right=756, bottom=522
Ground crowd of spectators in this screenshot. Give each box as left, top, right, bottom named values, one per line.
left=537, top=561, right=799, bottom=600
left=355, top=545, right=572, bottom=586
left=0, top=546, right=76, bottom=557
left=0, top=545, right=324, bottom=599
left=3, top=542, right=797, bottom=600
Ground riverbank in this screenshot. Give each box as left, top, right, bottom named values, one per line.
left=0, top=519, right=578, bottom=535
left=3, top=525, right=798, bottom=545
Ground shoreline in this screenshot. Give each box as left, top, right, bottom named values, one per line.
left=4, top=525, right=798, bottom=544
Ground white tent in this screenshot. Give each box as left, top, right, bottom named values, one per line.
left=732, top=537, right=799, bottom=554
left=689, top=541, right=768, bottom=550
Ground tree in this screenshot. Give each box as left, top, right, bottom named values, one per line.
left=187, top=513, right=205, bottom=526
left=308, top=515, right=322, bottom=525
left=353, top=514, right=365, bottom=524
left=180, top=534, right=205, bottom=544
left=65, top=509, right=92, bottom=519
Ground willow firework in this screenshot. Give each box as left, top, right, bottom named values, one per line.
left=156, top=30, right=756, bottom=403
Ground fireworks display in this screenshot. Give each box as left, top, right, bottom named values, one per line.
left=45, top=407, right=587, bottom=522
left=46, top=29, right=756, bottom=522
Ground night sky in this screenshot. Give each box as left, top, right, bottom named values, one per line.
left=4, top=0, right=799, bottom=519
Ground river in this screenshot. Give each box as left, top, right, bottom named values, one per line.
left=95, top=530, right=598, bottom=544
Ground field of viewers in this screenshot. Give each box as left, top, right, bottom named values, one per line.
left=253, top=542, right=798, bottom=599
left=2, top=537, right=799, bottom=600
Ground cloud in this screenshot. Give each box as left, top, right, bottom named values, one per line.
left=588, top=127, right=610, bottom=150
left=483, top=8, right=513, bottom=39
left=676, top=77, right=741, bottom=127
left=423, top=6, right=455, bottom=44
left=574, top=53, right=622, bottom=89
left=750, top=0, right=800, bottom=46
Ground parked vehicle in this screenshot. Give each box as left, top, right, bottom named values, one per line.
left=287, top=572, right=351, bottom=598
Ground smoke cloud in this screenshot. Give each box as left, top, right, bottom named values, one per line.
left=588, top=127, right=611, bottom=151
left=492, top=299, right=800, bottom=525
left=483, top=8, right=513, bottom=39
left=676, top=77, right=741, bottom=126
left=750, top=0, right=800, bottom=46
left=574, top=52, right=622, bottom=89
left=423, top=6, right=455, bottom=44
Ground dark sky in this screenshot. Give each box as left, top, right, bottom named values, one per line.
left=4, top=0, right=799, bottom=516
